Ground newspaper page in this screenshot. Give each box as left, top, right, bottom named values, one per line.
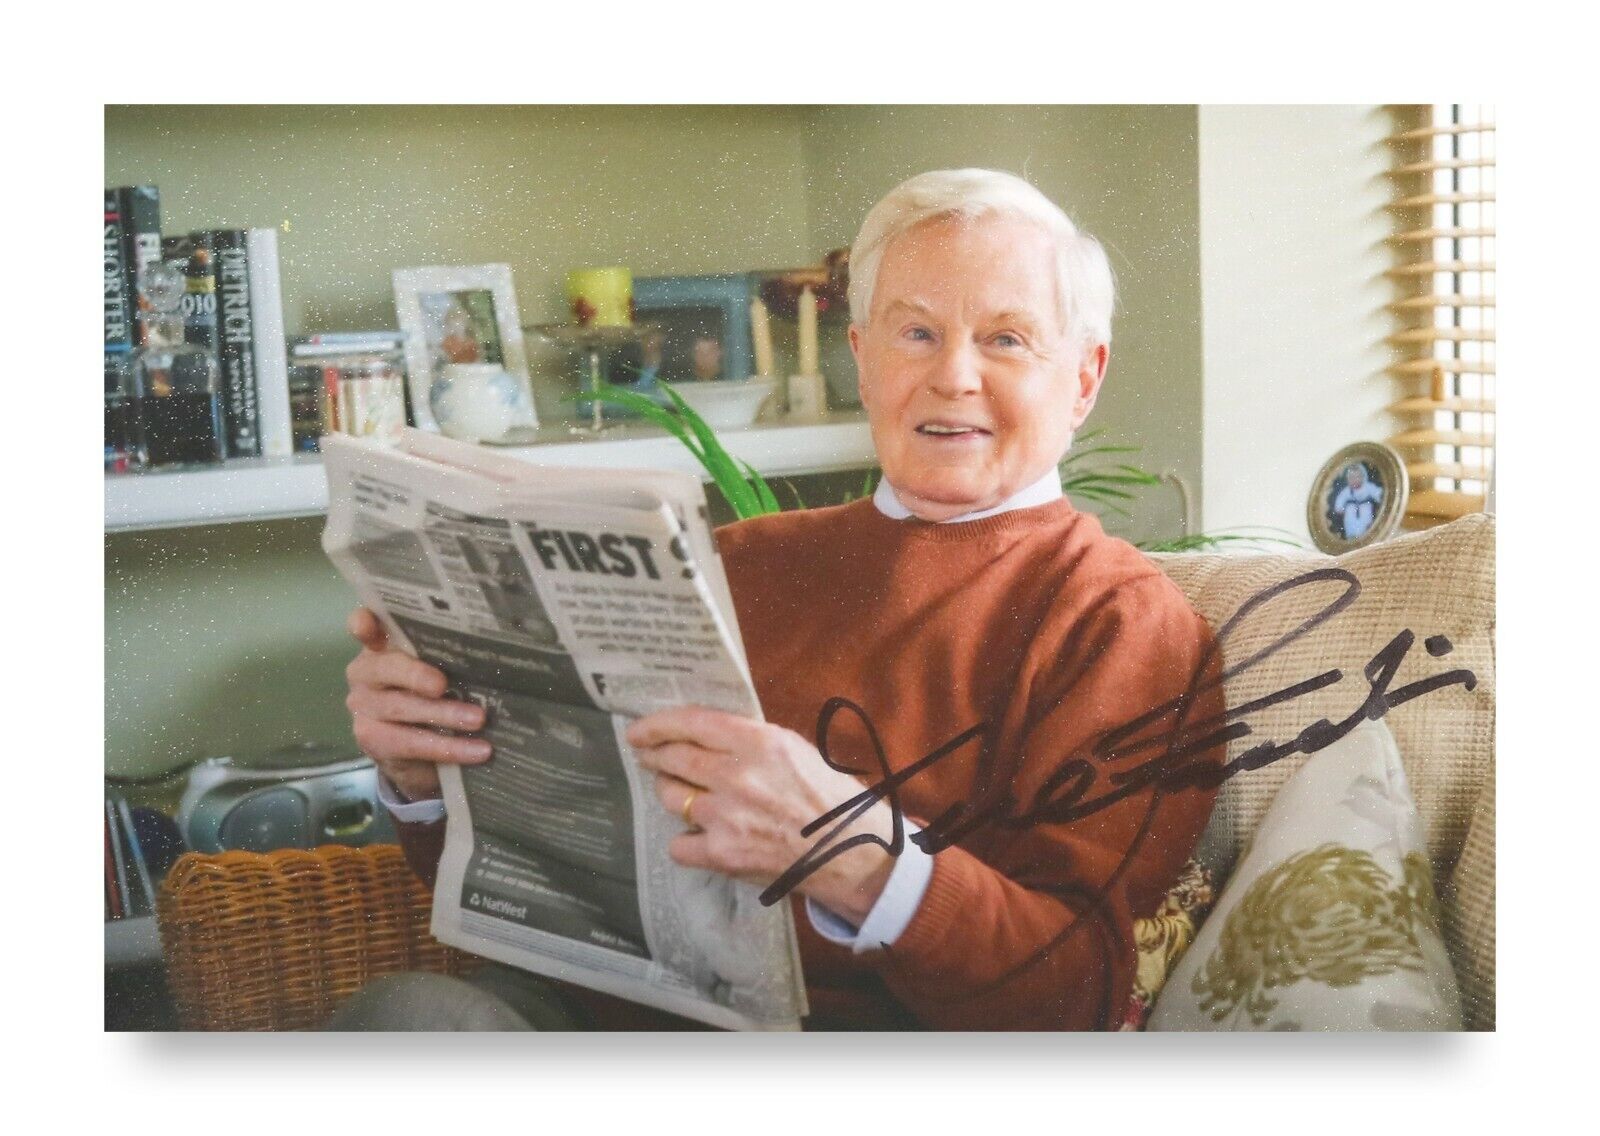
left=321, top=430, right=808, bottom=1031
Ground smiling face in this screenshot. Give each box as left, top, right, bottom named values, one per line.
left=849, top=214, right=1108, bottom=522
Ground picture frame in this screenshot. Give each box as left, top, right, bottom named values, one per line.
left=392, top=264, right=536, bottom=432
left=1306, top=441, right=1409, bottom=554
left=602, top=273, right=758, bottom=389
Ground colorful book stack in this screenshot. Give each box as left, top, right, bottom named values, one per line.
left=288, top=331, right=410, bottom=452
left=104, top=184, right=294, bottom=471
left=104, top=796, right=158, bottom=922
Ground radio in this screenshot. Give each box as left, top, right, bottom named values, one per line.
left=177, top=743, right=397, bottom=854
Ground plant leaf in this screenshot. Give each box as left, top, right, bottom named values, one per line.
left=656, top=383, right=764, bottom=518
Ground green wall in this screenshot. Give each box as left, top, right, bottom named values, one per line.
left=104, top=104, right=1206, bottom=779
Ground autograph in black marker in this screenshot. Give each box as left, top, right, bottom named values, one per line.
left=757, top=568, right=1477, bottom=1022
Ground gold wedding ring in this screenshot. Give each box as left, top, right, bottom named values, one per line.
left=680, top=787, right=700, bottom=829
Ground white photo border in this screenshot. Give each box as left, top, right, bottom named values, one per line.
left=392, top=263, right=535, bottom=432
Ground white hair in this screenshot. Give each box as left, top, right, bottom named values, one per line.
left=847, top=168, right=1115, bottom=356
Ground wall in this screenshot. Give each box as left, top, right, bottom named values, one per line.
left=800, top=105, right=1204, bottom=545
left=104, top=104, right=816, bottom=422
left=105, top=518, right=357, bottom=780
left=1196, top=105, right=1401, bottom=538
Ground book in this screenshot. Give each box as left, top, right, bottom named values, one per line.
left=105, top=798, right=131, bottom=920
left=103, top=190, right=134, bottom=365
left=104, top=808, right=123, bottom=920
left=117, top=798, right=157, bottom=918
left=206, top=229, right=262, bottom=457
left=247, top=228, right=293, bottom=457
left=161, top=233, right=219, bottom=351
left=114, top=186, right=162, bottom=348
left=105, top=187, right=160, bottom=471
left=105, top=191, right=136, bottom=470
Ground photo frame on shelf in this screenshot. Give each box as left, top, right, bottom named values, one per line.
left=393, top=264, right=536, bottom=432
left=602, top=273, right=758, bottom=389
left=1306, top=441, right=1409, bottom=554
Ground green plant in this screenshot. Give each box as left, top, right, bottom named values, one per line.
left=1057, top=430, right=1161, bottom=518
left=581, top=383, right=781, bottom=520
left=1061, top=430, right=1302, bottom=553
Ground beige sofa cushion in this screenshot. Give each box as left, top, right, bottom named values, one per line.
left=1149, top=514, right=1494, bottom=1026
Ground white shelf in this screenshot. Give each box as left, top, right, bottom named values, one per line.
left=105, top=412, right=877, bottom=533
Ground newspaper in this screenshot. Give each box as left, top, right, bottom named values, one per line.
left=321, top=429, right=808, bottom=1031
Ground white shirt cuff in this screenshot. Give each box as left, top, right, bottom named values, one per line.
left=376, top=771, right=447, bottom=825
left=805, top=825, right=935, bottom=954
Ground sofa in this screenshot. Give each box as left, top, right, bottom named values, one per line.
left=157, top=513, right=1495, bottom=1030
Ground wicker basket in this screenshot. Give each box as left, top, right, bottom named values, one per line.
left=157, top=843, right=475, bottom=1031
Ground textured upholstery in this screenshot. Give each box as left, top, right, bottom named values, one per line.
left=1150, top=514, right=1495, bottom=1028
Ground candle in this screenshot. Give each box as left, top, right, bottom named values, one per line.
left=750, top=298, right=775, bottom=377
left=565, top=267, right=633, bottom=328
left=798, top=286, right=818, bottom=375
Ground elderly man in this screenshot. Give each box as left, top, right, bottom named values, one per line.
left=339, top=168, right=1226, bottom=1030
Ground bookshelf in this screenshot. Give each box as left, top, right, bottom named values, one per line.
left=105, top=411, right=877, bottom=533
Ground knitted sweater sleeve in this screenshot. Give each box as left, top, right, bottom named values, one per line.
left=869, top=573, right=1227, bottom=1030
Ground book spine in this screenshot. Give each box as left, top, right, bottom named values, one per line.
left=247, top=228, right=293, bottom=457
left=117, top=799, right=156, bottom=918
left=103, top=190, right=134, bottom=363
left=105, top=809, right=123, bottom=920
left=163, top=233, right=220, bottom=351
left=106, top=799, right=131, bottom=920
left=105, top=192, right=137, bottom=470
left=209, top=229, right=261, bottom=457
left=117, top=186, right=162, bottom=349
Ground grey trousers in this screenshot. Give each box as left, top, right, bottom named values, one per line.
left=323, top=964, right=586, bottom=1031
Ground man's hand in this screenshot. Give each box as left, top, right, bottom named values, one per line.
left=625, top=706, right=897, bottom=925
left=344, top=607, right=490, bottom=802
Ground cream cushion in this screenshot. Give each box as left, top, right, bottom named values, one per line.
left=1148, top=514, right=1494, bottom=1029
left=1148, top=719, right=1461, bottom=1031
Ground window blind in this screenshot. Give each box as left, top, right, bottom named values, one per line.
left=1385, top=105, right=1496, bottom=527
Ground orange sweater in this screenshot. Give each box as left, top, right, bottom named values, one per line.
left=398, top=496, right=1224, bottom=1030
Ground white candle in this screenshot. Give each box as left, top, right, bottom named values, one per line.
left=750, top=298, right=774, bottom=377
left=798, top=286, right=818, bottom=376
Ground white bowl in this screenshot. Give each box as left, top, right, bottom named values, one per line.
left=662, top=378, right=777, bottom=429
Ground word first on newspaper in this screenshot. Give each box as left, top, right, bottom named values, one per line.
left=321, top=429, right=807, bottom=1031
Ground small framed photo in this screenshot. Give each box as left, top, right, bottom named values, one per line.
left=393, top=264, right=536, bottom=432
left=602, top=273, right=757, bottom=388
left=1307, top=441, right=1409, bottom=554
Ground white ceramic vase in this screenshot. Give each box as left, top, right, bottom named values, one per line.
left=430, top=363, right=522, bottom=443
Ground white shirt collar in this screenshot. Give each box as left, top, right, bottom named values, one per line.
left=872, top=468, right=1064, bottom=524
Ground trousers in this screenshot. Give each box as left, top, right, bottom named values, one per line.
left=322, top=963, right=587, bottom=1031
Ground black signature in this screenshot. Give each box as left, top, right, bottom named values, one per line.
left=760, top=567, right=1478, bottom=953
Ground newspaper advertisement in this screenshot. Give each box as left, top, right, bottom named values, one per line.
left=321, top=430, right=808, bottom=1031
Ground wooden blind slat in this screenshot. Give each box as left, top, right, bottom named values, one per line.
left=1390, top=396, right=1496, bottom=414
left=1388, top=157, right=1496, bottom=175
left=1387, top=123, right=1497, bottom=142
left=1392, top=428, right=1496, bottom=448
left=1388, top=358, right=1496, bottom=376
left=1388, top=294, right=1495, bottom=311
left=1407, top=490, right=1488, bottom=520
left=1388, top=227, right=1495, bottom=242
left=1386, top=260, right=1495, bottom=277
left=1389, top=191, right=1497, bottom=209
left=1406, top=460, right=1494, bottom=482
left=1388, top=328, right=1495, bottom=345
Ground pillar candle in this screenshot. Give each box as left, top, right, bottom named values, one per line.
left=750, top=298, right=775, bottom=377
left=798, top=286, right=818, bottom=375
